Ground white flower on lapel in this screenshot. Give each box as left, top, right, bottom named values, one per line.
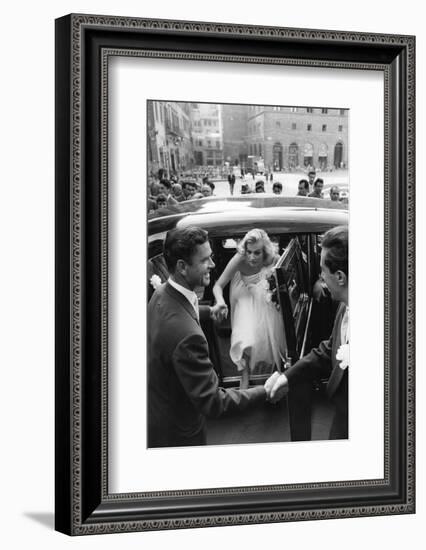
left=150, top=274, right=162, bottom=291
left=336, top=343, right=349, bottom=370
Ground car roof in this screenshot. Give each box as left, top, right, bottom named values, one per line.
left=148, top=195, right=348, bottom=242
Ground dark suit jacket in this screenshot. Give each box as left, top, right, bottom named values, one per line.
left=285, top=302, right=348, bottom=440
left=148, top=282, right=266, bottom=447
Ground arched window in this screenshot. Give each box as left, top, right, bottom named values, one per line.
left=318, top=143, right=328, bottom=170
left=334, top=142, right=344, bottom=168
left=288, top=142, right=298, bottom=170
left=273, top=142, right=283, bottom=171
left=303, top=143, right=314, bottom=167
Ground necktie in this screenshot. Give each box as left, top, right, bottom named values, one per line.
left=192, top=296, right=199, bottom=321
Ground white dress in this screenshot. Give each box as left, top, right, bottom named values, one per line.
left=229, top=267, right=287, bottom=374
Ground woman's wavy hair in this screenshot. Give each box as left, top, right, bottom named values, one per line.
left=237, top=228, right=278, bottom=265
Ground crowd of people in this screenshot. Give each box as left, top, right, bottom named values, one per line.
left=148, top=172, right=216, bottom=214
left=148, top=168, right=347, bottom=214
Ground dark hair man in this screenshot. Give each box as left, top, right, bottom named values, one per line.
left=148, top=227, right=271, bottom=447
left=181, top=181, right=197, bottom=200
left=297, top=179, right=309, bottom=197
left=255, top=180, right=265, bottom=193
left=265, top=225, right=349, bottom=440
left=158, top=179, right=172, bottom=196
left=308, top=178, right=324, bottom=198
left=308, top=169, right=316, bottom=189
left=272, top=182, right=283, bottom=195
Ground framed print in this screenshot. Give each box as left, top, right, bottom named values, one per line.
left=55, top=14, right=415, bottom=535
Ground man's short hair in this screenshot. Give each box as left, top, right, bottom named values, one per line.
left=298, top=179, right=309, bottom=190
left=159, top=179, right=172, bottom=190
left=164, top=226, right=209, bottom=272
left=314, top=178, right=324, bottom=187
left=272, top=182, right=283, bottom=190
left=321, top=226, right=348, bottom=277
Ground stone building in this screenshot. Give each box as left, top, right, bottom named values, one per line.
left=190, top=103, right=224, bottom=167
left=147, top=100, right=193, bottom=176
left=247, top=105, right=348, bottom=172
left=222, top=104, right=249, bottom=168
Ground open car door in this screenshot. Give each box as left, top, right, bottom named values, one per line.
left=273, top=236, right=312, bottom=365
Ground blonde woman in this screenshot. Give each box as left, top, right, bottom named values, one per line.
left=212, top=229, right=287, bottom=389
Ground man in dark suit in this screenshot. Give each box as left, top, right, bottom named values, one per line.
left=267, top=226, right=349, bottom=440
left=148, top=226, right=269, bottom=448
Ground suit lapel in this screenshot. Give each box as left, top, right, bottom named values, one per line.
left=326, top=303, right=346, bottom=398
left=164, top=282, right=200, bottom=325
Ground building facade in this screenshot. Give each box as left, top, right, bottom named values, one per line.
left=148, top=101, right=349, bottom=177
left=222, top=104, right=249, bottom=169
left=190, top=103, right=224, bottom=167
left=247, top=105, right=348, bottom=172
left=147, top=101, right=193, bottom=176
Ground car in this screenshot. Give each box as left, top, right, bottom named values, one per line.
left=148, top=195, right=348, bottom=387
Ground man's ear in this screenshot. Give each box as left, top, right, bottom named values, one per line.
left=336, top=270, right=347, bottom=286
left=176, top=259, right=187, bottom=276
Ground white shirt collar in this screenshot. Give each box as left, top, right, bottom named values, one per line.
left=168, top=277, right=199, bottom=315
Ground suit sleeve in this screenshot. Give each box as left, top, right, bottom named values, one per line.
left=285, top=334, right=333, bottom=387
left=285, top=302, right=345, bottom=387
left=172, top=333, right=265, bottom=418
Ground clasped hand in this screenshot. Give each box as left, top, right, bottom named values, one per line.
left=264, top=371, right=289, bottom=403
left=210, top=302, right=228, bottom=323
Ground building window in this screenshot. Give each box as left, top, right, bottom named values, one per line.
left=292, top=123, right=297, bottom=130
left=216, top=140, right=220, bottom=148
left=276, top=121, right=281, bottom=128
left=306, top=108, right=313, bottom=113
left=322, top=124, right=327, bottom=132
left=338, top=125, right=343, bottom=132
left=291, top=107, right=297, bottom=113
left=259, top=144, right=262, bottom=156
left=322, top=108, right=328, bottom=114
left=307, top=124, right=312, bottom=131
left=340, top=109, right=345, bottom=115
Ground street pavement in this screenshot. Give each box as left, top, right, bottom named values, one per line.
left=211, top=169, right=349, bottom=198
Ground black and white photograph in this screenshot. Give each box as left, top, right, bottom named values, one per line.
left=147, top=100, right=349, bottom=448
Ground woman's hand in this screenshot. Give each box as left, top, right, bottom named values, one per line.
left=210, top=302, right=228, bottom=323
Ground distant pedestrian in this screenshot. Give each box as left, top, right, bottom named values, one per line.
left=270, top=173, right=273, bottom=182
left=182, top=181, right=197, bottom=200
left=297, top=179, right=309, bottom=197
left=171, top=183, right=185, bottom=202
left=228, top=173, right=236, bottom=195
left=201, top=184, right=213, bottom=197
left=329, top=186, right=340, bottom=201
left=156, top=193, right=168, bottom=210
left=308, top=169, right=316, bottom=192
left=272, top=182, right=282, bottom=195
left=308, top=178, right=324, bottom=199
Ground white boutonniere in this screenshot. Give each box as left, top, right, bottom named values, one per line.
left=336, top=343, right=349, bottom=370
left=150, top=274, right=162, bottom=291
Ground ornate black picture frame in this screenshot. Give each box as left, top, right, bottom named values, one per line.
left=55, top=14, right=415, bottom=535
